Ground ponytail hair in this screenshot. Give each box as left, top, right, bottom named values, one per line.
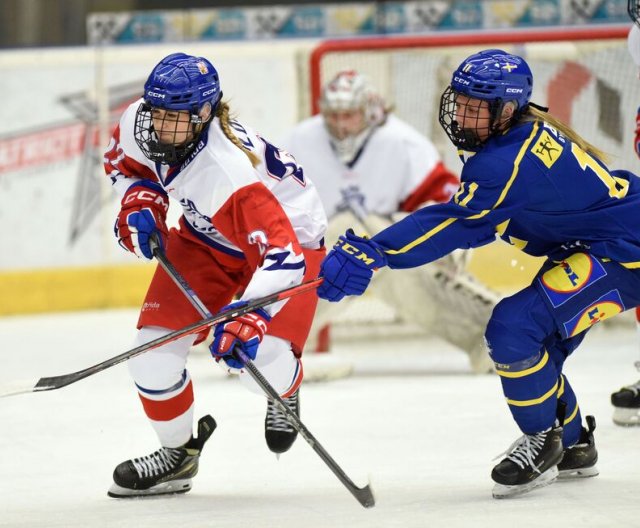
left=523, top=105, right=610, bottom=164
left=215, top=101, right=261, bottom=168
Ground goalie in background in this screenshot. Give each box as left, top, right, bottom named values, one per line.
left=609, top=16, right=640, bottom=427
left=315, top=48, right=640, bottom=498
left=103, top=53, right=327, bottom=497
left=281, top=69, right=498, bottom=374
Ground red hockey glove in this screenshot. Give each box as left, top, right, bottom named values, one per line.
left=635, top=107, right=640, bottom=159
left=115, top=181, right=169, bottom=260
left=210, top=302, right=272, bottom=369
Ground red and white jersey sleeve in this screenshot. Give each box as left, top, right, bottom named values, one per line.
left=281, top=114, right=459, bottom=218
left=103, top=99, right=161, bottom=197
left=104, top=103, right=327, bottom=316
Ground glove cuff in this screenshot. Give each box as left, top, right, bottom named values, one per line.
left=127, top=179, right=168, bottom=197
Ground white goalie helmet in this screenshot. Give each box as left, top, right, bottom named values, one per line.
left=319, top=70, right=387, bottom=165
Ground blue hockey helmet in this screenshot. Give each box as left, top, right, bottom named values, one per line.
left=439, top=49, right=533, bottom=150
left=143, top=52, right=222, bottom=113
left=450, top=49, right=533, bottom=112
left=135, top=53, right=222, bottom=164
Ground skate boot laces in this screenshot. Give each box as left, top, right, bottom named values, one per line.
left=131, top=447, right=183, bottom=479
left=266, top=392, right=298, bottom=432
left=495, top=429, right=550, bottom=474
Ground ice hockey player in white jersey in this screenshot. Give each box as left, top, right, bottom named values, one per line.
left=610, top=20, right=640, bottom=426
left=281, top=70, right=498, bottom=373
left=103, top=53, right=327, bottom=497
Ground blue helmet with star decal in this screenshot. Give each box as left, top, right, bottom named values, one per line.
left=450, top=49, right=533, bottom=112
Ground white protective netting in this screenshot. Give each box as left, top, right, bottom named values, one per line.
left=298, top=26, right=635, bottom=348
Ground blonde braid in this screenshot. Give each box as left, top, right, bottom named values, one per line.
left=215, top=101, right=261, bottom=168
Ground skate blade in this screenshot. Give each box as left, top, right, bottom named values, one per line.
left=612, top=408, right=640, bottom=427
left=558, top=465, right=599, bottom=479
left=108, top=479, right=192, bottom=498
left=492, top=466, right=558, bottom=499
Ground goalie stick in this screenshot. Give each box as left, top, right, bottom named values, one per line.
left=152, top=241, right=376, bottom=509
left=0, top=277, right=322, bottom=399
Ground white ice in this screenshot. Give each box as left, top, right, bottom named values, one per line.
left=0, top=309, right=639, bottom=528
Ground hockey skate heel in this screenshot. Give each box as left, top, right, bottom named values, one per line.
left=558, top=415, right=599, bottom=479
left=611, top=379, right=640, bottom=426
left=108, top=414, right=216, bottom=498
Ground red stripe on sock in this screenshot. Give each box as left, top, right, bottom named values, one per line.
left=138, top=380, right=194, bottom=421
left=282, top=359, right=303, bottom=398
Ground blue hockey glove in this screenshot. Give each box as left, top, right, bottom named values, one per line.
left=317, top=229, right=387, bottom=302
left=210, top=301, right=271, bottom=369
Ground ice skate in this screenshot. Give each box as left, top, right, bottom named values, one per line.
left=265, top=389, right=299, bottom=454
left=491, top=424, right=563, bottom=499
left=558, top=415, right=598, bottom=479
left=108, top=415, right=216, bottom=498
left=611, top=379, right=640, bottom=426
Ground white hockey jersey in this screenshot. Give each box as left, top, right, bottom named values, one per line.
left=281, top=114, right=459, bottom=219
left=104, top=100, right=327, bottom=313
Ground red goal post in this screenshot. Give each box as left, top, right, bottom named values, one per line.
left=307, top=25, right=634, bottom=173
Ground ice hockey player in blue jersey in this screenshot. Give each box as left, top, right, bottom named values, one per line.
left=316, top=48, right=640, bottom=498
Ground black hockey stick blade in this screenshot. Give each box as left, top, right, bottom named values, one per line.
left=0, top=277, right=322, bottom=399
left=150, top=242, right=375, bottom=508
left=239, top=350, right=376, bottom=508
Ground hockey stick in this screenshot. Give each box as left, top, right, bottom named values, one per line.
left=152, top=242, right=375, bottom=509
left=0, top=276, right=322, bottom=399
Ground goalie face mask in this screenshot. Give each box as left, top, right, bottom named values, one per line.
left=319, top=70, right=387, bottom=165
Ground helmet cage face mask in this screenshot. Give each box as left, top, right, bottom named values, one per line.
left=134, top=103, right=206, bottom=165
left=134, top=53, right=221, bottom=164
left=438, top=87, right=504, bottom=151
left=439, top=49, right=532, bottom=151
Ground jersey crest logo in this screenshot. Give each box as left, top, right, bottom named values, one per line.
left=531, top=130, right=563, bottom=168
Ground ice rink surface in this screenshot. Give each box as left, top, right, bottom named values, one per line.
left=1, top=309, right=639, bottom=528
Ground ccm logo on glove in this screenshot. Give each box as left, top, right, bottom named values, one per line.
left=115, top=181, right=170, bottom=260
left=336, top=240, right=380, bottom=267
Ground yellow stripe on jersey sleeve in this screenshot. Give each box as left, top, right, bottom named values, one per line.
left=386, top=122, right=540, bottom=257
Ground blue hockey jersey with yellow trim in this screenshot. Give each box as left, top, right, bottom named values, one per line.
left=373, top=119, right=640, bottom=269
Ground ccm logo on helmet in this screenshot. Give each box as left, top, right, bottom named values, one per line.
left=202, top=88, right=217, bottom=96
left=453, top=76, right=470, bottom=85
left=147, top=91, right=166, bottom=99
left=505, top=88, right=524, bottom=94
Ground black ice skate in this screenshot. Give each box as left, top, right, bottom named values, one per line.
left=108, top=415, right=216, bottom=498
left=265, top=389, right=299, bottom=454
left=558, top=415, right=598, bottom=479
left=491, top=424, right=564, bottom=499
left=611, top=378, right=640, bottom=426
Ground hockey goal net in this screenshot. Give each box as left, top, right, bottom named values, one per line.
left=302, top=25, right=635, bottom=349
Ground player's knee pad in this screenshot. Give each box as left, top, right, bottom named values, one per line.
left=485, top=289, right=552, bottom=365
left=128, top=325, right=194, bottom=391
